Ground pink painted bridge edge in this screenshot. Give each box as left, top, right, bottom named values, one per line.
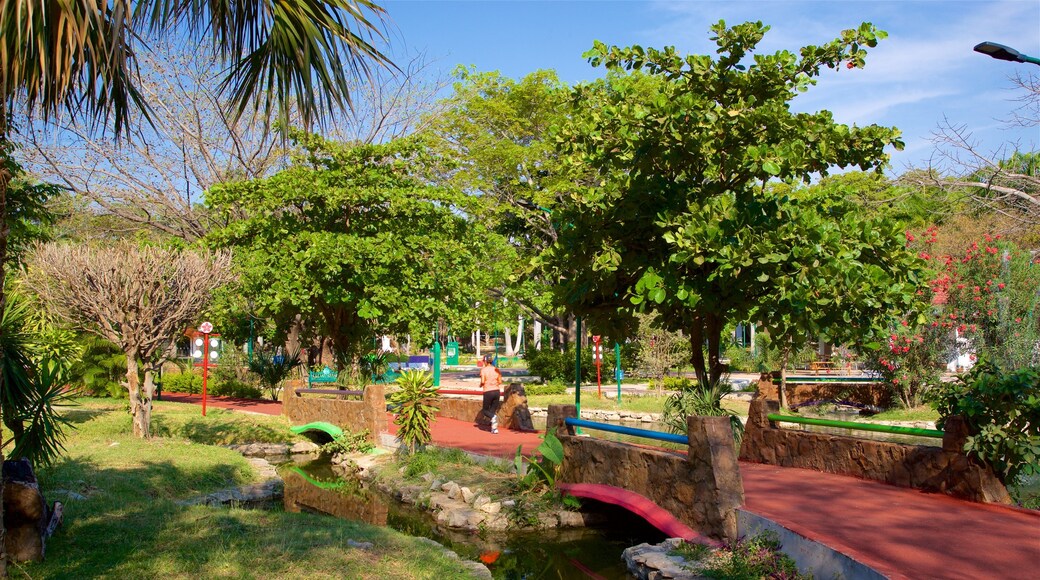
left=557, top=482, right=723, bottom=548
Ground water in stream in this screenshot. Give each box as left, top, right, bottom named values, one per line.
left=282, top=457, right=667, bottom=579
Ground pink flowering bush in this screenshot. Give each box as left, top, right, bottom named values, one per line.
left=867, top=227, right=1040, bottom=406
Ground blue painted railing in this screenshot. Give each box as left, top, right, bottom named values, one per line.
left=565, top=417, right=689, bottom=445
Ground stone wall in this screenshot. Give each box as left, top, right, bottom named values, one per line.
left=755, top=372, right=892, bottom=408
left=739, top=399, right=1011, bottom=504
left=546, top=405, right=744, bottom=541
left=284, top=384, right=387, bottom=441
left=434, top=384, right=530, bottom=430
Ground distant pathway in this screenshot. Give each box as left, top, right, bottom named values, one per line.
left=164, top=393, right=1040, bottom=579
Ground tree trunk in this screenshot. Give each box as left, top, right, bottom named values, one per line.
left=125, top=356, right=149, bottom=438
left=504, top=326, right=514, bottom=356
left=139, top=368, right=155, bottom=439
left=533, top=320, right=542, bottom=351
left=779, top=343, right=791, bottom=410
left=474, top=329, right=481, bottom=358
left=0, top=128, right=12, bottom=576
left=706, top=314, right=724, bottom=386
left=689, top=322, right=707, bottom=385
left=512, top=316, right=524, bottom=354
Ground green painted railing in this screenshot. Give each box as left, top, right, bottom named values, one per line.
left=767, top=414, right=944, bottom=439
left=771, top=376, right=882, bottom=384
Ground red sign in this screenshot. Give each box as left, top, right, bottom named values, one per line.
left=199, top=321, right=213, bottom=334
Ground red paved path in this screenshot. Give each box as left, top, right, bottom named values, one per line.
left=166, top=394, right=1040, bottom=579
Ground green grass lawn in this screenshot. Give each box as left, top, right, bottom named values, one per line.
left=17, top=399, right=483, bottom=579
left=866, top=406, right=940, bottom=422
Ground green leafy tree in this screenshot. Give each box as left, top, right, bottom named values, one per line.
left=429, top=69, right=580, bottom=346
left=548, top=21, right=908, bottom=386
left=207, top=132, right=508, bottom=367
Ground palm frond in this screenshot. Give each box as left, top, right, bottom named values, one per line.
left=1, top=0, right=393, bottom=136
left=0, top=0, right=146, bottom=134
left=136, top=0, right=394, bottom=128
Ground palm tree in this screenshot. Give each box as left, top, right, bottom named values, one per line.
left=0, top=1, right=393, bottom=572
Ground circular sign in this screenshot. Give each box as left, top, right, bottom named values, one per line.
left=199, top=321, right=213, bottom=334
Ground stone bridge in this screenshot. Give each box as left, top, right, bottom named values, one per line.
left=545, top=404, right=744, bottom=542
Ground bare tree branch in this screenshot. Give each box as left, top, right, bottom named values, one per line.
left=26, top=242, right=234, bottom=437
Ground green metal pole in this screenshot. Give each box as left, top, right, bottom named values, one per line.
left=433, top=340, right=441, bottom=387
left=575, top=317, right=581, bottom=424
left=248, top=317, right=254, bottom=363
left=615, top=342, right=622, bottom=403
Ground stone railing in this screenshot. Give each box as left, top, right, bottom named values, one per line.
left=756, top=372, right=892, bottom=408
left=545, top=404, right=744, bottom=541
left=284, top=383, right=387, bottom=441
left=739, top=398, right=1011, bottom=504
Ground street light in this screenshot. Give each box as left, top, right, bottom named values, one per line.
left=974, top=42, right=1040, bottom=66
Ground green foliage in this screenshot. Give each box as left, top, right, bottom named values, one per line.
left=522, top=380, right=568, bottom=396
left=525, top=344, right=623, bottom=383
left=401, top=447, right=474, bottom=478
left=524, top=348, right=569, bottom=382
left=207, top=132, right=506, bottom=366
left=320, top=429, right=374, bottom=456
left=514, top=430, right=565, bottom=492
left=70, top=335, right=127, bottom=398
left=633, top=313, right=690, bottom=380
left=549, top=21, right=912, bottom=388
left=358, top=351, right=389, bottom=386
left=388, top=370, right=440, bottom=453
left=160, top=369, right=263, bottom=400
left=663, top=380, right=744, bottom=443
left=161, top=370, right=203, bottom=395
left=930, top=358, right=1040, bottom=485
left=247, top=347, right=302, bottom=401
left=0, top=291, right=72, bottom=465
left=430, top=68, right=574, bottom=335
left=696, top=531, right=808, bottom=579
left=5, top=158, right=64, bottom=264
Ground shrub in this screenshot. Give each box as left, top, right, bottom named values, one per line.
left=389, top=370, right=439, bottom=453
left=930, top=357, right=1040, bottom=485
left=321, top=429, right=374, bottom=456
left=208, top=378, right=263, bottom=399
left=70, top=335, right=126, bottom=397
left=524, top=346, right=600, bottom=383
left=661, top=376, right=694, bottom=391
left=525, top=348, right=568, bottom=382
left=159, top=370, right=263, bottom=399
left=161, top=370, right=202, bottom=394
left=523, top=380, right=568, bottom=396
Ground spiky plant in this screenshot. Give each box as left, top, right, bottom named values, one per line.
left=388, top=370, right=439, bottom=453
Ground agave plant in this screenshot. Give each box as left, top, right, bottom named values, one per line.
left=662, top=377, right=744, bottom=443
left=247, top=347, right=302, bottom=401
left=388, top=370, right=439, bottom=453
left=0, top=293, right=72, bottom=466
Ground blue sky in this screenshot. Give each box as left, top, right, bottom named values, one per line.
left=380, top=0, right=1040, bottom=173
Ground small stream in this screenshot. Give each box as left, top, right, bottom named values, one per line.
left=282, top=457, right=666, bottom=579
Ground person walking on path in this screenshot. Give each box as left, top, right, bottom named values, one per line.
left=479, top=354, right=503, bottom=434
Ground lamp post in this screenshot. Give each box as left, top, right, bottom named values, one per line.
left=974, top=42, right=1040, bottom=66
left=192, top=321, right=220, bottom=416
